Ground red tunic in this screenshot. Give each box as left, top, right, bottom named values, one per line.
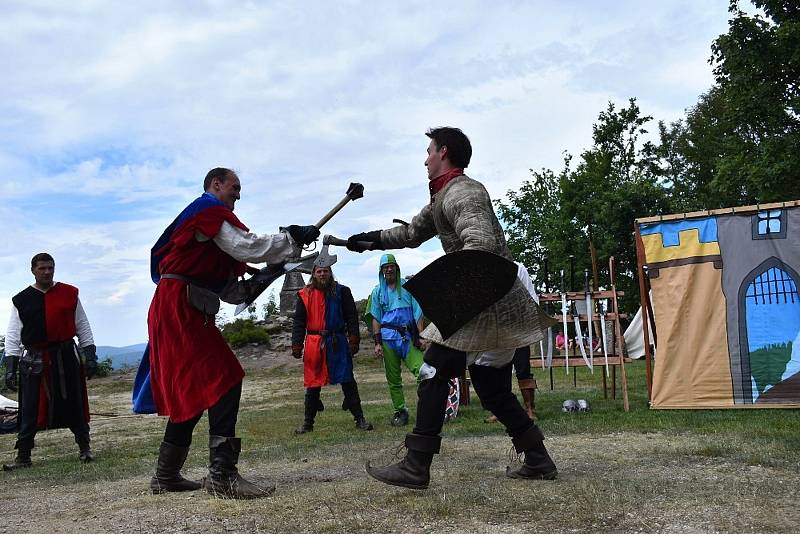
left=12, top=282, right=90, bottom=429
left=147, top=206, right=249, bottom=422
left=298, top=287, right=329, bottom=387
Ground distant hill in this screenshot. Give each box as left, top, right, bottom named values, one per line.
left=96, top=343, right=147, bottom=369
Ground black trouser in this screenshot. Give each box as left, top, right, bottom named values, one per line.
left=163, top=382, right=242, bottom=448
left=513, top=345, right=533, bottom=381
left=413, top=343, right=535, bottom=439
left=304, top=380, right=364, bottom=421
left=15, top=357, right=90, bottom=451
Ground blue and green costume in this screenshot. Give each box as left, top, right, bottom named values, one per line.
left=368, top=254, right=424, bottom=413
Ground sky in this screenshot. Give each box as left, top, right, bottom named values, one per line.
left=0, top=0, right=732, bottom=347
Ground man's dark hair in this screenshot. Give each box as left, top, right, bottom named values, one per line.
left=203, top=168, right=236, bottom=191
left=426, top=127, right=472, bottom=168
left=31, top=252, right=54, bottom=269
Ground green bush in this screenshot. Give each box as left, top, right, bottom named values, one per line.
left=94, top=358, right=113, bottom=378
left=221, top=319, right=270, bottom=348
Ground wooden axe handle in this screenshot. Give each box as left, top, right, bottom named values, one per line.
left=314, top=196, right=351, bottom=229
left=314, top=183, right=364, bottom=229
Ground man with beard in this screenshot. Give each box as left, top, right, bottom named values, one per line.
left=347, top=127, right=558, bottom=489
left=291, top=259, right=373, bottom=434
left=368, top=254, right=424, bottom=426
left=134, top=167, right=319, bottom=499
left=3, top=253, right=98, bottom=470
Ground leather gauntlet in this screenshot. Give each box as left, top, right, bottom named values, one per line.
left=291, top=344, right=303, bottom=359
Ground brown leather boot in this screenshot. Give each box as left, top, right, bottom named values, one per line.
left=518, top=378, right=537, bottom=420
left=204, top=436, right=275, bottom=499
left=150, top=442, right=202, bottom=494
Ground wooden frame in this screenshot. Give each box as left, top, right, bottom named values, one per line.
left=530, top=257, right=631, bottom=411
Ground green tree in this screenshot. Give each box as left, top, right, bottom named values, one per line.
left=497, top=99, right=672, bottom=310
left=670, top=0, right=800, bottom=208
left=263, top=290, right=278, bottom=319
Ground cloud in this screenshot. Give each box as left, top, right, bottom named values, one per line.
left=0, top=0, right=731, bottom=345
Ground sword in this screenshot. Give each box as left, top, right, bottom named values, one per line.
left=600, top=299, right=610, bottom=377
left=584, top=269, right=594, bottom=370
left=541, top=259, right=554, bottom=368
left=572, top=298, right=592, bottom=370
left=537, top=259, right=546, bottom=368
left=560, top=269, right=569, bottom=373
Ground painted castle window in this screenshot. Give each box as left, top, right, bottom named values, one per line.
left=743, top=264, right=800, bottom=402
left=752, top=209, right=786, bottom=240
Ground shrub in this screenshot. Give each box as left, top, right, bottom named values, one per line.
left=94, top=358, right=113, bottom=378
left=221, top=319, right=270, bottom=348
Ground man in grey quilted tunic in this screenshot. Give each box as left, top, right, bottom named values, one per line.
left=347, top=127, right=558, bottom=489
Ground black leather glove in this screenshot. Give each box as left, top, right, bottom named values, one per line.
left=83, top=344, right=98, bottom=379
left=4, top=357, right=18, bottom=392
left=292, top=344, right=303, bottom=359
left=286, top=225, right=320, bottom=246
left=346, top=230, right=384, bottom=253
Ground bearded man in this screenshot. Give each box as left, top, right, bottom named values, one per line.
left=3, top=253, right=98, bottom=470
left=291, top=260, right=373, bottom=434
left=347, top=127, right=558, bottom=490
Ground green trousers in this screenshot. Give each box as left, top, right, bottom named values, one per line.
left=382, top=343, right=424, bottom=412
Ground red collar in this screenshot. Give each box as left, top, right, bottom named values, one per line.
left=428, top=168, right=464, bottom=198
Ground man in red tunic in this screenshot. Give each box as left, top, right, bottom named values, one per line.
left=291, top=259, right=373, bottom=434
left=140, top=167, right=319, bottom=499
left=3, top=253, right=98, bottom=471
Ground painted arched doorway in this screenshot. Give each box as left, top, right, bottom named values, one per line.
left=739, top=258, right=800, bottom=403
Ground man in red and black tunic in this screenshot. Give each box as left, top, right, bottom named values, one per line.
left=133, top=167, right=319, bottom=499
left=291, top=258, right=373, bottom=434
left=3, top=253, right=98, bottom=471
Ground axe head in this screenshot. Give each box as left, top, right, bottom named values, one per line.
left=314, top=235, right=338, bottom=268
left=346, top=182, right=364, bottom=201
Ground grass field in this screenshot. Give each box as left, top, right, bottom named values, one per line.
left=1, top=356, right=798, bottom=533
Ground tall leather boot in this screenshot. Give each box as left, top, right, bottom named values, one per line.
left=77, top=437, right=95, bottom=463
left=205, top=436, right=275, bottom=499
left=505, top=426, right=558, bottom=480
left=150, top=442, right=202, bottom=494
left=343, top=381, right=373, bottom=431
left=365, top=433, right=440, bottom=490
left=295, top=390, right=320, bottom=434
left=518, top=378, right=537, bottom=420
left=2, top=448, right=32, bottom=471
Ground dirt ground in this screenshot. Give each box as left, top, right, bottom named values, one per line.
left=2, top=341, right=799, bottom=533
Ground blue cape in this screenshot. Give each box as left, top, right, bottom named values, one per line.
left=133, top=193, right=226, bottom=415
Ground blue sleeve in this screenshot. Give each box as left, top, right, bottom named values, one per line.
left=369, top=287, right=382, bottom=322
left=411, top=294, right=422, bottom=322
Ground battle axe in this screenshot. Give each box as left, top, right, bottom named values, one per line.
left=233, top=182, right=364, bottom=315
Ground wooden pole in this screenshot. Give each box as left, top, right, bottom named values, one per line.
left=634, top=224, right=655, bottom=400
left=610, top=256, right=630, bottom=411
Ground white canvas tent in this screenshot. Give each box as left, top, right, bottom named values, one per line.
left=623, top=291, right=655, bottom=359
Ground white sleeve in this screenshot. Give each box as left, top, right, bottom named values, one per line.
left=212, top=221, right=301, bottom=264
left=75, top=297, right=95, bottom=348
left=517, top=263, right=539, bottom=304
left=5, top=304, right=22, bottom=358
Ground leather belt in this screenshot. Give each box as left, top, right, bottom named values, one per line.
left=306, top=329, right=345, bottom=336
